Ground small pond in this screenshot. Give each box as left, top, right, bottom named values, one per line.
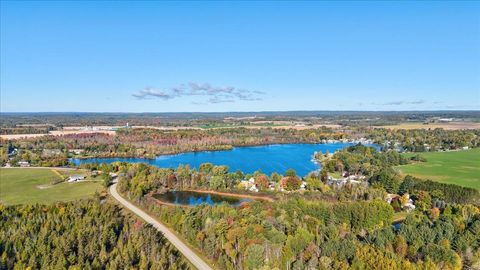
left=153, top=191, right=252, bottom=206
left=392, top=221, right=403, bottom=230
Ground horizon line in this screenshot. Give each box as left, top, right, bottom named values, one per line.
left=1, top=109, right=480, bottom=114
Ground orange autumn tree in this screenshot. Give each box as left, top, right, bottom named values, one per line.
left=254, top=174, right=270, bottom=190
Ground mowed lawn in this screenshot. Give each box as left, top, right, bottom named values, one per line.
left=0, top=168, right=103, bottom=205
left=396, top=149, right=480, bottom=190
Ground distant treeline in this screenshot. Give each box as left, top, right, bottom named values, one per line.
left=0, top=126, right=55, bottom=135
left=1, top=111, right=479, bottom=127
left=368, top=128, right=480, bottom=152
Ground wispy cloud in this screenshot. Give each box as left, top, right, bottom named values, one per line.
left=208, top=97, right=235, bottom=104
left=132, top=88, right=177, bottom=100
left=379, top=99, right=425, bottom=106
left=132, top=82, right=265, bottom=104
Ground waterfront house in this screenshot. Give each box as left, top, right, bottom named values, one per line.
left=67, top=175, right=86, bottom=182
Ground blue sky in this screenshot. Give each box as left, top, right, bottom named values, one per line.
left=1, top=1, right=479, bottom=112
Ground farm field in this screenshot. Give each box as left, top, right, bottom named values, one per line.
left=375, top=121, right=480, bottom=130
left=396, top=148, right=480, bottom=190
left=0, top=168, right=103, bottom=205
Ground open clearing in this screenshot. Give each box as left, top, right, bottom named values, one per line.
left=0, top=123, right=342, bottom=139
left=396, top=149, right=480, bottom=190
left=376, top=121, right=480, bottom=130
left=0, top=168, right=103, bottom=205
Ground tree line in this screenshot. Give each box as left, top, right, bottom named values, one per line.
left=367, top=128, right=480, bottom=152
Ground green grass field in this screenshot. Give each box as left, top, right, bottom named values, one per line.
left=0, top=168, right=104, bottom=205
left=396, top=148, right=480, bottom=190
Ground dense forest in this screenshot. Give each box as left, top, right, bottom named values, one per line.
left=151, top=198, right=480, bottom=270
left=114, top=162, right=480, bottom=270
left=0, top=199, right=191, bottom=270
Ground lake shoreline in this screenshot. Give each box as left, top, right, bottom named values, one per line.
left=72, top=139, right=374, bottom=160
left=182, top=189, right=275, bottom=202
left=72, top=142, right=379, bottom=176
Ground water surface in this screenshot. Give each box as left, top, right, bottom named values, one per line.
left=72, top=143, right=376, bottom=176
left=153, top=191, right=251, bottom=206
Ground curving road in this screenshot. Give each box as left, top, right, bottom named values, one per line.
left=109, top=183, right=213, bottom=270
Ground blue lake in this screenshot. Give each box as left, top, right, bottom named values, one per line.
left=72, top=143, right=376, bottom=176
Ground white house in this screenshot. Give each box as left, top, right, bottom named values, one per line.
left=67, top=175, right=85, bottom=182
left=69, top=149, right=85, bottom=155
left=268, top=182, right=276, bottom=191
left=386, top=194, right=399, bottom=204
left=239, top=178, right=255, bottom=190
left=238, top=177, right=261, bottom=192
left=17, top=161, right=30, bottom=167
left=401, top=194, right=416, bottom=212
left=328, top=178, right=361, bottom=187
left=387, top=193, right=416, bottom=212
left=300, top=181, right=307, bottom=190
left=404, top=200, right=416, bottom=212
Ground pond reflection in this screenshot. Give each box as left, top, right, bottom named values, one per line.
left=153, top=191, right=252, bottom=206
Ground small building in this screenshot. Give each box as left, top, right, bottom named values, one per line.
left=300, top=181, right=307, bottom=190
left=8, top=148, right=17, bottom=157
left=17, top=161, right=30, bottom=167
left=404, top=201, right=416, bottom=212
left=268, top=182, right=276, bottom=191
left=438, top=118, right=453, bottom=122
left=401, top=194, right=416, bottom=212
left=386, top=194, right=416, bottom=212
left=249, top=185, right=259, bottom=192
left=67, top=175, right=85, bottom=182
left=386, top=194, right=399, bottom=204
left=327, top=178, right=361, bottom=187
left=239, top=178, right=255, bottom=191
left=42, top=149, right=62, bottom=157
left=69, top=149, right=85, bottom=155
